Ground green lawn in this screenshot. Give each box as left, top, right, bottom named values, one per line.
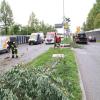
left=96, top=40, right=100, bottom=42
left=61, top=37, right=72, bottom=44
left=61, top=36, right=82, bottom=48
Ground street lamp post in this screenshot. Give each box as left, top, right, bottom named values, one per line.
left=63, top=0, right=65, bottom=37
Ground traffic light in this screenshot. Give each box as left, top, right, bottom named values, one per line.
left=64, top=23, right=68, bottom=29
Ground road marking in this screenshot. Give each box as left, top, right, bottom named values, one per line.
left=74, top=51, right=87, bottom=100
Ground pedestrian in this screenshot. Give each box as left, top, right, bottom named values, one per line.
left=54, top=35, right=61, bottom=48
left=56, top=36, right=61, bottom=47
left=7, top=41, right=18, bottom=58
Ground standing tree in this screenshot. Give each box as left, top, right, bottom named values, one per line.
left=96, top=0, right=100, bottom=3
left=39, top=21, right=46, bottom=34
left=20, top=26, right=28, bottom=35
left=13, top=24, right=22, bottom=35
left=28, top=12, right=56, bottom=35
left=28, top=12, right=39, bottom=32
left=83, top=1, right=100, bottom=31
left=86, top=5, right=96, bottom=30
left=82, top=22, right=87, bottom=31
left=94, top=13, right=100, bottom=29
left=39, top=21, right=56, bottom=35
left=0, top=0, right=13, bottom=35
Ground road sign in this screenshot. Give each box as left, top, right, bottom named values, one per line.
left=55, top=24, right=63, bottom=28
left=64, top=23, right=68, bottom=29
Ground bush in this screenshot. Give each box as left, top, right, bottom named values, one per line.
left=0, top=66, right=69, bottom=100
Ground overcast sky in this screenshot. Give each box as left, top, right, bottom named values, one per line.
left=0, top=0, right=96, bottom=32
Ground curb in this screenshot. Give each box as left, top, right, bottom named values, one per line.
left=72, top=48, right=86, bottom=100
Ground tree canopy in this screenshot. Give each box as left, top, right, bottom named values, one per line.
left=27, top=12, right=56, bottom=35
left=0, top=1, right=56, bottom=35
left=82, top=1, right=100, bottom=31
left=0, top=0, right=13, bottom=35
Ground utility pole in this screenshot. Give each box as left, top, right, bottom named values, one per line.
left=63, top=0, right=65, bottom=37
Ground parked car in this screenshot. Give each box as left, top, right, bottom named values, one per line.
left=74, top=33, right=88, bottom=44
left=28, top=33, right=43, bottom=45
left=45, top=32, right=56, bottom=44
left=88, top=36, right=96, bottom=42
left=37, top=32, right=45, bottom=43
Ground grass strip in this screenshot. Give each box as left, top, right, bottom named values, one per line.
left=61, top=37, right=72, bottom=44
left=27, top=48, right=82, bottom=100
left=61, top=36, right=82, bottom=48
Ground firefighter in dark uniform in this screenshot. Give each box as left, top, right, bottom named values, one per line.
left=11, top=42, right=18, bottom=58
left=7, top=41, right=18, bottom=58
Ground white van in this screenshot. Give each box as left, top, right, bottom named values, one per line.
left=28, top=32, right=44, bottom=45
left=37, top=32, right=44, bottom=43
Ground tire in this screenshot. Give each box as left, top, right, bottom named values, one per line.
left=85, top=42, right=88, bottom=44
left=94, top=40, right=96, bottom=42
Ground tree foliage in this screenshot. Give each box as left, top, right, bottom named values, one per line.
left=82, top=1, right=100, bottom=31
left=12, top=24, right=21, bottom=35
left=38, top=21, right=56, bottom=35
left=0, top=0, right=14, bottom=35
left=81, top=22, right=87, bottom=31
left=96, top=0, right=100, bottom=3
left=28, top=12, right=56, bottom=35
left=94, top=13, right=100, bottom=28
left=0, top=1, right=56, bottom=35
left=28, top=12, right=39, bottom=32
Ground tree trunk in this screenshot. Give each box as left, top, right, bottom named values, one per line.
left=5, top=26, right=8, bottom=35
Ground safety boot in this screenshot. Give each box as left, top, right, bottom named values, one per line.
left=16, top=55, right=18, bottom=58
left=12, top=55, right=14, bottom=58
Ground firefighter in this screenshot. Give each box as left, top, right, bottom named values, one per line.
left=7, top=41, right=18, bottom=58
left=12, top=42, right=18, bottom=58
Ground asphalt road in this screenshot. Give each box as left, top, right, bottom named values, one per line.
left=75, top=43, right=100, bottom=100
left=0, top=43, right=52, bottom=75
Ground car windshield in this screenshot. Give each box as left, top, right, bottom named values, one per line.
left=78, top=34, right=86, bottom=38
left=46, top=34, right=54, bottom=38
left=30, top=35, right=37, bottom=39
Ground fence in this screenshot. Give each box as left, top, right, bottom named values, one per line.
left=9, top=35, right=30, bottom=45
left=86, top=29, right=100, bottom=41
